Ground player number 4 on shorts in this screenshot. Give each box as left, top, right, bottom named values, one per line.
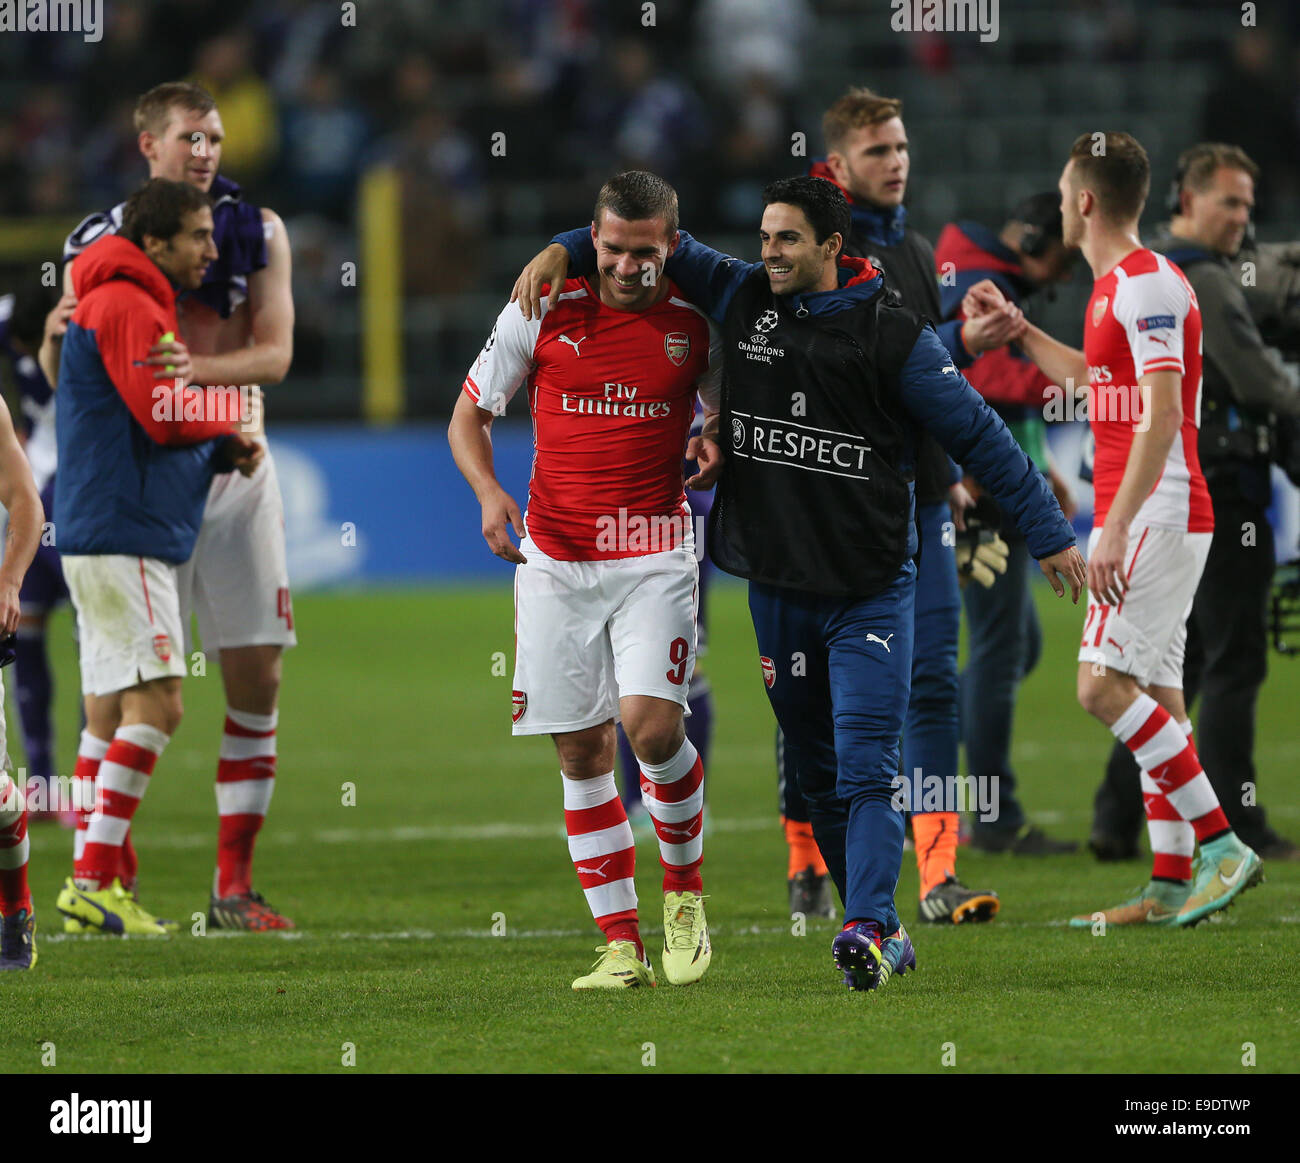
left=277, top=587, right=294, bottom=631
left=665, top=637, right=689, bottom=685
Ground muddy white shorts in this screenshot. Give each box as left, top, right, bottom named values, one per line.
left=1077, top=523, right=1212, bottom=688
left=63, top=555, right=187, bottom=695
left=510, top=537, right=698, bottom=736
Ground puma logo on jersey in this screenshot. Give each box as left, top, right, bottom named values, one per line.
left=940, top=364, right=958, bottom=375
left=558, top=334, right=588, bottom=356
left=576, top=859, right=613, bottom=879
left=865, top=633, right=895, bottom=653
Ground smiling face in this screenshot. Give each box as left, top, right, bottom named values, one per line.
left=827, top=117, right=909, bottom=208
left=591, top=209, right=677, bottom=311
left=1182, top=165, right=1254, bottom=256
left=759, top=202, right=840, bottom=297
left=145, top=206, right=218, bottom=290
left=141, top=105, right=225, bottom=192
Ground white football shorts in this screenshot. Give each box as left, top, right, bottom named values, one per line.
left=1077, top=522, right=1212, bottom=689
left=177, top=447, right=297, bottom=653
left=63, top=555, right=187, bottom=696
left=511, top=536, right=698, bottom=736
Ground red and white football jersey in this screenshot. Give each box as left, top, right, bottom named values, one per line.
left=463, top=277, right=722, bottom=561
left=1084, top=248, right=1213, bottom=534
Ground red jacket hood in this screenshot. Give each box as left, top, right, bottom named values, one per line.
left=71, top=234, right=177, bottom=311
left=933, top=222, right=1024, bottom=281
left=838, top=253, right=880, bottom=286
left=809, top=159, right=853, bottom=203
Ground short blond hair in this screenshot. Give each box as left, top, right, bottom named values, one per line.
left=133, top=82, right=216, bottom=137
left=822, top=87, right=903, bottom=154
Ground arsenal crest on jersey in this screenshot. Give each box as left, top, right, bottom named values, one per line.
left=1092, top=295, right=1109, bottom=327
left=152, top=634, right=172, bottom=662
left=664, top=332, right=690, bottom=366
left=512, top=689, right=527, bottom=723
left=760, top=655, right=776, bottom=688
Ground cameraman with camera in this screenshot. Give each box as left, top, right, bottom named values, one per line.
left=1090, top=143, right=1300, bottom=862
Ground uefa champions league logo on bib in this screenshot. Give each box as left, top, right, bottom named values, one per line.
left=754, top=309, right=778, bottom=333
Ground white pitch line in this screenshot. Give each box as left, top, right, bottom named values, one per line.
left=45, top=916, right=1269, bottom=944
left=26, top=815, right=779, bottom=852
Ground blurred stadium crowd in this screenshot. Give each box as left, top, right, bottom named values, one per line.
left=1, top=0, right=1298, bottom=418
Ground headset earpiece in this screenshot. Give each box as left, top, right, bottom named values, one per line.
left=1020, top=224, right=1046, bottom=258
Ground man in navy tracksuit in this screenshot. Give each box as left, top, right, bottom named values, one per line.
left=540, top=176, right=1084, bottom=988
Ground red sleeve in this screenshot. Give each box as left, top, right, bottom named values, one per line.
left=97, top=296, right=240, bottom=446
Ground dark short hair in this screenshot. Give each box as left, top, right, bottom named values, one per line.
left=120, top=178, right=211, bottom=246
left=134, top=81, right=217, bottom=137
left=1008, top=191, right=1064, bottom=240
left=593, top=170, right=679, bottom=237
left=1067, top=132, right=1150, bottom=222
left=764, top=175, right=851, bottom=246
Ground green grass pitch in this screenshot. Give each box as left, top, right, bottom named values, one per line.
left=3, top=581, right=1298, bottom=1073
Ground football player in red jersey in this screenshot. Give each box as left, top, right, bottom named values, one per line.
left=969, top=132, right=1263, bottom=928
left=449, top=172, right=723, bottom=989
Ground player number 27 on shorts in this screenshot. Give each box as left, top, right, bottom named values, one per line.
left=1081, top=603, right=1111, bottom=648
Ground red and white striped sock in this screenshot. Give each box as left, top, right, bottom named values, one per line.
left=1139, top=719, right=1196, bottom=881
left=563, top=771, right=639, bottom=954
left=71, top=730, right=110, bottom=866
left=1111, top=694, right=1230, bottom=846
left=75, top=723, right=169, bottom=891
left=0, top=773, right=31, bottom=915
left=638, top=738, right=705, bottom=895
left=214, top=708, right=278, bottom=899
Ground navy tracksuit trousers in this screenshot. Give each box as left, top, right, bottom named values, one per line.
left=750, top=561, right=916, bottom=934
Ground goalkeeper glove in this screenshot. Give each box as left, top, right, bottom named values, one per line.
left=956, top=530, right=1009, bottom=588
